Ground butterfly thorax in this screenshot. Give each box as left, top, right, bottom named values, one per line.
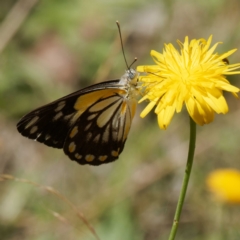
left=119, top=69, right=139, bottom=99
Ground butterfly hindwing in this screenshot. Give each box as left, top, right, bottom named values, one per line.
left=64, top=91, right=136, bottom=165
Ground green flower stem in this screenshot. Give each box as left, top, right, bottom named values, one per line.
left=168, top=117, right=196, bottom=240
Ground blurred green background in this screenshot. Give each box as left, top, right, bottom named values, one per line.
left=1, top=0, right=240, bottom=239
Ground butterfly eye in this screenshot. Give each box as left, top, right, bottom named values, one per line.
left=129, top=70, right=136, bottom=79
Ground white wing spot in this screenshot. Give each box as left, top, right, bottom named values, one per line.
left=75, top=153, right=82, bottom=159
left=85, top=154, right=95, bottom=162
left=112, top=129, right=118, bottom=141
left=87, top=113, right=97, bottom=120
left=89, top=96, right=120, bottom=112
left=111, top=150, right=119, bottom=157
left=84, top=122, right=92, bottom=132
left=97, top=101, right=121, bottom=128
left=93, top=134, right=100, bottom=143
left=86, top=132, right=92, bottom=141
left=102, top=125, right=110, bottom=143
left=98, top=155, right=108, bottom=161
left=69, top=142, right=76, bottom=153
left=25, top=116, right=39, bottom=129
left=45, top=134, right=51, bottom=140
left=70, top=126, right=78, bottom=138
left=53, top=111, right=63, bottom=121
left=30, top=126, right=38, bottom=134
left=64, top=113, right=74, bottom=121
left=36, top=133, right=42, bottom=139
left=55, top=101, right=66, bottom=112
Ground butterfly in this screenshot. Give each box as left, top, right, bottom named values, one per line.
left=17, top=69, right=139, bottom=165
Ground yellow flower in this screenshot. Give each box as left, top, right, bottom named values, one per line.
left=206, top=169, right=240, bottom=204
left=137, top=36, right=240, bottom=129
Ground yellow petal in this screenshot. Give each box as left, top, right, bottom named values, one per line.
left=140, top=101, right=156, bottom=118
left=157, top=105, right=175, bottom=130
left=207, top=169, right=240, bottom=204
left=137, top=35, right=240, bottom=128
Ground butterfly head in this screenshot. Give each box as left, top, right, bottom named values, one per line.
left=120, top=68, right=139, bottom=87
left=128, top=68, right=139, bottom=80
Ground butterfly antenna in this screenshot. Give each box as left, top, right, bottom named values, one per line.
left=129, top=57, right=137, bottom=68
left=116, top=21, right=130, bottom=70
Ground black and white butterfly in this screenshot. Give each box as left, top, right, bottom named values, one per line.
left=17, top=69, right=139, bottom=165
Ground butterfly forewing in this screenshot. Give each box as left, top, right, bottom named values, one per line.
left=17, top=95, right=81, bottom=148
left=17, top=72, right=138, bottom=165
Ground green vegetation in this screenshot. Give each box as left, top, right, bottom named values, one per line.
left=0, top=0, right=240, bottom=239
